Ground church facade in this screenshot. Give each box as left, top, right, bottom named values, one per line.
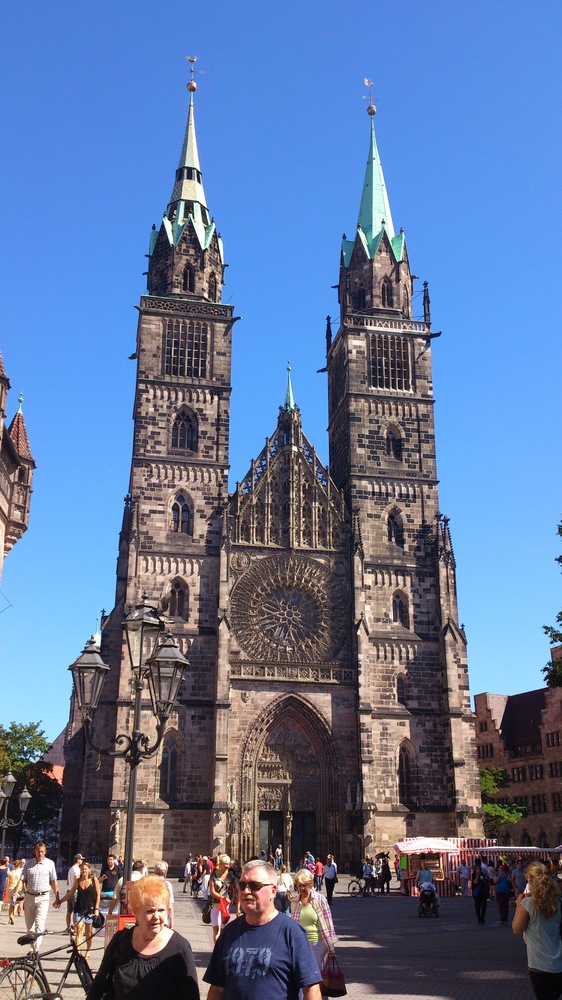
left=62, top=82, right=483, bottom=869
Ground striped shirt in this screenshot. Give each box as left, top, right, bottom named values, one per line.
left=24, top=857, right=57, bottom=893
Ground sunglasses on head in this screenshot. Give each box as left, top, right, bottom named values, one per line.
left=238, top=880, right=275, bottom=892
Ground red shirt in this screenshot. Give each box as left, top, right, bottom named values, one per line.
left=315, top=860, right=323, bottom=876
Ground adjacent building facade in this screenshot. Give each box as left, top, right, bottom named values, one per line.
left=0, top=354, right=34, bottom=580
left=475, top=649, right=562, bottom=847
left=61, top=83, right=482, bottom=868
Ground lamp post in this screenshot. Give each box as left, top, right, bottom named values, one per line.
left=69, top=596, right=189, bottom=900
left=0, top=772, right=32, bottom=855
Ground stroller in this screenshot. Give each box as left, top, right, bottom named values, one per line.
left=418, top=882, right=439, bottom=917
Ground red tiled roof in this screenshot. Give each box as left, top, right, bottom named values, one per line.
left=8, top=410, right=33, bottom=462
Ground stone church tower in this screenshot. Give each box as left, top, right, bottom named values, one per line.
left=62, top=84, right=482, bottom=868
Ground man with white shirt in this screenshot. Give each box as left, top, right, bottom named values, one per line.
left=23, top=842, right=59, bottom=951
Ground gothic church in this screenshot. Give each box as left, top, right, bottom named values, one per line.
left=62, top=79, right=483, bottom=868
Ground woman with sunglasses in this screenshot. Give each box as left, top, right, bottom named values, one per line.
left=292, top=869, right=337, bottom=972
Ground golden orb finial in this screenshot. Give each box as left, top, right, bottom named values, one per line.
left=363, top=77, right=376, bottom=116
left=186, top=55, right=199, bottom=93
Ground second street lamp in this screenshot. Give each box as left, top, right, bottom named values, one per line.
left=0, top=772, right=32, bottom=855
left=69, top=596, right=189, bottom=905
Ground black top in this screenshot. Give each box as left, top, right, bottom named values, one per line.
left=87, top=927, right=199, bottom=1000
left=100, top=868, right=120, bottom=892
left=75, top=882, right=96, bottom=914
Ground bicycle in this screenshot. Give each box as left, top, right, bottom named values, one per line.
left=0, top=926, right=94, bottom=1000
left=347, top=876, right=366, bottom=896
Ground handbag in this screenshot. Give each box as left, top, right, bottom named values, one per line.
left=321, top=955, right=347, bottom=997
left=219, top=895, right=231, bottom=923
left=201, top=900, right=212, bottom=924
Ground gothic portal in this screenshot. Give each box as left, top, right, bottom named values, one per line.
left=61, top=83, right=483, bottom=868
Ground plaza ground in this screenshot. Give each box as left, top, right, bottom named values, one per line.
left=0, top=877, right=533, bottom=999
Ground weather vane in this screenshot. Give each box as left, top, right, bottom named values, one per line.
left=363, top=77, right=376, bottom=116
left=185, top=55, right=201, bottom=92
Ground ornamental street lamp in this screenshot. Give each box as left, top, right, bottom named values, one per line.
left=0, top=772, right=32, bottom=855
left=69, top=596, right=189, bottom=901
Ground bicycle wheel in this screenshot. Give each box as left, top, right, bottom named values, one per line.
left=0, top=960, right=48, bottom=1000
left=348, top=879, right=363, bottom=896
left=74, top=954, right=93, bottom=990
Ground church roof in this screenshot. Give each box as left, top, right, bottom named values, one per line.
left=0, top=351, right=9, bottom=384
left=341, top=108, right=406, bottom=267
left=153, top=87, right=224, bottom=263
left=8, top=403, right=33, bottom=462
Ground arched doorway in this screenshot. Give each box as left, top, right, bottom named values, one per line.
left=238, top=694, right=341, bottom=867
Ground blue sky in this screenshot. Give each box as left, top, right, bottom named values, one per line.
left=1, top=1, right=560, bottom=742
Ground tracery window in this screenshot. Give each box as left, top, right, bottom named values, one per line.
left=381, top=277, right=393, bottom=308
left=387, top=512, right=404, bottom=548
left=398, top=745, right=413, bottom=805
left=160, top=733, right=178, bottom=802
left=386, top=427, right=403, bottom=461
left=208, top=273, right=217, bottom=301
left=171, top=494, right=191, bottom=535
left=169, top=579, right=188, bottom=620
left=354, top=284, right=366, bottom=310
left=164, top=319, right=208, bottom=378
left=392, top=592, right=409, bottom=628
left=182, top=265, right=195, bottom=293
left=369, top=334, right=411, bottom=391
left=403, top=286, right=409, bottom=316
left=171, top=410, right=197, bottom=451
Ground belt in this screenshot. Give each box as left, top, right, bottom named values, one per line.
left=26, top=890, right=49, bottom=896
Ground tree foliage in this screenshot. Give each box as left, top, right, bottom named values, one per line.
left=479, top=767, right=527, bottom=837
left=542, top=520, right=562, bottom=687
left=0, top=722, right=63, bottom=855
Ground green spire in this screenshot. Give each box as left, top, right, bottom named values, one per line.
left=357, top=110, right=395, bottom=243
left=284, top=362, right=295, bottom=412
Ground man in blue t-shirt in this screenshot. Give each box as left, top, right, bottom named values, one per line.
left=204, top=860, right=322, bottom=1000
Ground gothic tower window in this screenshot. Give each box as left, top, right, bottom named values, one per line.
left=388, top=511, right=404, bottom=548
left=398, top=744, right=414, bottom=805
left=164, top=320, right=208, bottom=378
left=403, top=286, right=409, bottom=317
left=397, top=675, right=406, bottom=705
left=171, top=409, right=197, bottom=451
left=182, top=265, right=195, bottom=293
left=171, top=493, right=192, bottom=535
left=208, top=273, right=217, bottom=301
left=169, top=578, right=189, bottom=620
left=354, top=284, right=366, bottom=310
left=160, top=732, right=178, bottom=802
left=381, top=277, right=393, bottom=308
left=386, top=427, right=402, bottom=461
left=369, top=334, right=411, bottom=391
left=392, top=592, right=409, bottom=628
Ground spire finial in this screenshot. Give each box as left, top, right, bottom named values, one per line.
left=363, top=77, right=376, bottom=117
left=17, top=392, right=23, bottom=413
left=284, top=362, right=295, bottom=412
left=186, top=55, right=198, bottom=93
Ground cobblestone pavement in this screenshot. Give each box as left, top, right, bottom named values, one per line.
left=0, top=881, right=533, bottom=999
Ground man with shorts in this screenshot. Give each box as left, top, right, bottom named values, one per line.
left=204, top=859, right=322, bottom=1000
left=99, top=854, right=120, bottom=909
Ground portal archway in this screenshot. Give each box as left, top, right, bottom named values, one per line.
left=237, top=694, right=341, bottom=867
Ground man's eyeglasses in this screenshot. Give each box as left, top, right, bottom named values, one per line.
left=238, top=880, right=275, bottom=892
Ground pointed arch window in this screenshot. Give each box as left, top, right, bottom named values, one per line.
left=392, top=592, right=409, bottom=628
left=381, top=278, right=393, bottom=308
left=171, top=410, right=197, bottom=451
left=208, top=273, right=217, bottom=301
left=182, top=265, right=195, bottom=293
left=160, top=733, right=178, bottom=802
left=397, top=676, right=406, bottom=705
left=354, top=285, right=366, bottom=310
left=398, top=744, right=414, bottom=806
left=386, top=427, right=403, bottom=461
left=388, top=511, right=404, bottom=548
left=169, top=579, right=189, bottom=620
left=171, top=494, right=191, bottom=535
left=403, top=286, right=410, bottom=317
